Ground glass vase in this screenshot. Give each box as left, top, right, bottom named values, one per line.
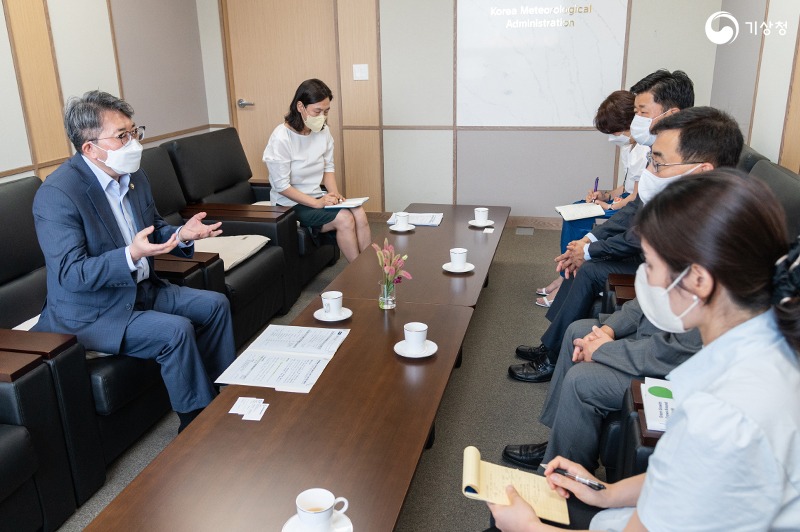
left=379, top=281, right=396, bottom=309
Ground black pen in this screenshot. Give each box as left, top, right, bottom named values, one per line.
left=554, top=468, right=606, bottom=491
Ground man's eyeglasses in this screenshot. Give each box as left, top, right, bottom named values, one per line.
left=646, top=152, right=704, bottom=174
left=92, top=126, right=146, bottom=145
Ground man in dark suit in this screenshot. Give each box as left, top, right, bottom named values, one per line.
left=32, top=90, right=235, bottom=432
left=511, top=103, right=743, bottom=383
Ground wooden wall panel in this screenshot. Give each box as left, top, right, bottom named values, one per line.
left=223, top=0, right=341, bottom=184
left=37, top=162, right=62, bottom=180
left=343, top=130, right=382, bottom=211
left=4, top=0, right=69, bottom=165
left=780, top=33, right=800, bottom=173
left=336, top=0, right=380, bottom=127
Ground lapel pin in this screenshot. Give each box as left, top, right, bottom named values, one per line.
left=129, top=183, right=135, bottom=190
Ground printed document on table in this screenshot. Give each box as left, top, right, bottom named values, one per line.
left=386, top=213, right=444, bottom=226
left=215, top=325, right=349, bottom=392
left=246, top=325, right=349, bottom=358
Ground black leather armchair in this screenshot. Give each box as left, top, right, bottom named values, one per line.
left=749, top=159, right=800, bottom=240
left=141, top=146, right=287, bottom=347
left=0, top=350, right=78, bottom=531
left=737, top=144, right=769, bottom=173
left=162, top=128, right=339, bottom=298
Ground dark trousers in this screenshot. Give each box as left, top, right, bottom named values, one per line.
left=121, top=281, right=235, bottom=413
left=540, top=258, right=640, bottom=361
left=539, top=319, right=633, bottom=471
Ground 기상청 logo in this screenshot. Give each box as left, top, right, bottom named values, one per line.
left=705, top=11, right=739, bottom=45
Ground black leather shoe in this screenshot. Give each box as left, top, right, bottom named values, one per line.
left=502, top=442, right=548, bottom=470
left=508, top=359, right=556, bottom=383
left=515, top=343, right=550, bottom=362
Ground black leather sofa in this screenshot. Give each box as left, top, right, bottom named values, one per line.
left=0, top=175, right=172, bottom=508
left=141, top=145, right=287, bottom=348
left=749, top=158, right=800, bottom=240
left=0, top=352, right=76, bottom=531
left=162, top=128, right=340, bottom=301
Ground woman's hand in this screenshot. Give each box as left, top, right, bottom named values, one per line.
left=316, top=193, right=341, bottom=208
left=543, top=457, right=610, bottom=508
left=487, top=485, right=543, bottom=532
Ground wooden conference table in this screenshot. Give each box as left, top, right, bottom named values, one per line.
left=88, top=203, right=507, bottom=531
left=325, top=204, right=510, bottom=307
left=87, top=299, right=472, bottom=531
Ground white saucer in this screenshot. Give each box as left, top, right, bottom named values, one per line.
left=442, top=262, right=475, bottom=273
left=394, top=339, right=438, bottom=358
left=282, top=512, right=353, bottom=532
left=468, top=219, right=494, bottom=228
left=389, top=223, right=415, bottom=232
left=313, top=307, right=353, bottom=322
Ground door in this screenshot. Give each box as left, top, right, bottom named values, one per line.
left=223, top=0, right=342, bottom=183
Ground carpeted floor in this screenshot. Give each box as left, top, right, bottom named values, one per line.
left=58, top=223, right=563, bottom=531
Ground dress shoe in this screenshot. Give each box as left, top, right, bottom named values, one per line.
left=502, top=442, right=549, bottom=470
left=515, top=343, right=550, bottom=362
left=508, top=359, right=556, bottom=383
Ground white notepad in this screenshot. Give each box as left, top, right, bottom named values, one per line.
left=554, top=202, right=605, bottom=221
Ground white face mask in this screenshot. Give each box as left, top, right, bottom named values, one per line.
left=93, top=139, right=143, bottom=175
left=637, top=164, right=701, bottom=204
left=301, top=106, right=327, bottom=133
left=630, top=111, right=668, bottom=146
left=635, top=264, right=699, bottom=333
left=607, top=133, right=631, bottom=147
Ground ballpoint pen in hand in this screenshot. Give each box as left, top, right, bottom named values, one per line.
left=592, top=177, right=599, bottom=203
left=554, top=468, right=606, bottom=491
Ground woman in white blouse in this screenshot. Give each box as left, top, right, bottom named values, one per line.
left=489, top=169, right=800, bottom=531
left=263, top=79, right=371, bottom=262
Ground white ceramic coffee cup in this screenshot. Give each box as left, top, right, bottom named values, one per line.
left=395, top=211, right=410, bottom=229
left=474, top=207, right=489, bottom=223
left=450, top=248, right=468, bottom=270
left=296, top=488, right=348, bottom=528
left=404, top=322, right=428, bottom=354
left=321, top=291, right=343, bottom=317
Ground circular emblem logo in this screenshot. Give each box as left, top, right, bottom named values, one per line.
left=705, top=11, right=739, bottom=45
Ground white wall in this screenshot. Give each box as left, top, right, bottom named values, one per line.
left=709, top=0, right=767, bottom=139
left=0, top=6, right=31, bottom=172
left=2, top=0, right=230, bottom=178
left=48, top=0, right=120, bottom=103
left=625, top=0, right=722, bottom=104
left=196, top=0, right=229, bottom=125
left=750, top=0, right=800, bottom=161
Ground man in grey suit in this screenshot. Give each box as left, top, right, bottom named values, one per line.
left=502, top=299, right=701, bottom=472
left=32, top=90, right=235, bottom=432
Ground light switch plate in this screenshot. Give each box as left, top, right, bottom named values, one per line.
left=353, top=64, right=369, bottom=81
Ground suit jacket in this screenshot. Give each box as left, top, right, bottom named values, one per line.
left=592, top=298, right=702, bottom=378
left=587, top=198, right=642, bottom=261
left=32, top=152, right=192, bottom=353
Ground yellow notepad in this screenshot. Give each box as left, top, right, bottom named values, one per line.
left=462, top=446, right=569, bottom=525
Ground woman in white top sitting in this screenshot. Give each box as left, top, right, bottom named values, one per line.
left=489, top=169, right=800, bottom=531
left=263, top=79, right=371, bottom=262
